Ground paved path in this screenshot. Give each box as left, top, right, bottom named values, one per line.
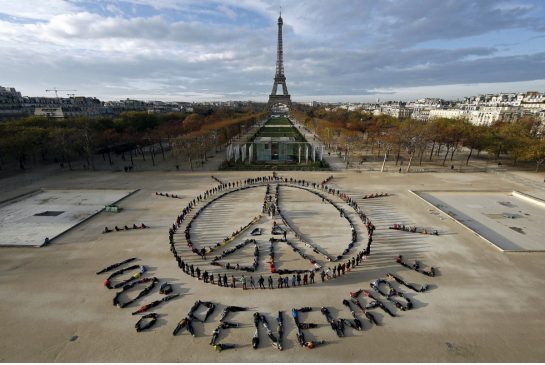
left=289, top=117, right=347, bottom=170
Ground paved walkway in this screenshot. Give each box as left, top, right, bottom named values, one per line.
left=289, top=117, right=347, bottom=170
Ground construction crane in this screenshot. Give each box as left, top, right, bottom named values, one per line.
left=45, top=88, right=77, bottom=98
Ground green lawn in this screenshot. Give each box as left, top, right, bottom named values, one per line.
left=265, top=117, right=293, bottom=126
left=253, top=117, right=306, bottom=142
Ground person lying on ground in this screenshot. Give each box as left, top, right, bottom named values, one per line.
left=274, top=311, right=284, bottom=350
left=304, top=340, right=325, bottom=349
left=159, top=282, right=173, bottom=295
left=213, top=343, right=235, bottom=352
left=104, top=264, right=143, bottom=289
left=114, top=277, right=158, bottom=307
left=219, top=305, right=247, bottom=321
left=252, top=328, right=259, bottom=349
left=135, top=313, right=158, bottom=332
left=296, top=330, right=305, bottom=347
left=346, top=315, right=363, bottom=331
left=422, top=266, right=437, bottom=277
left=387, top=273, right=429, bottom=292
left=131, top=294, right=179, bottom=315
left=210, top=326, right=220, bottom=345
left=350, top=297, right=380, bottom=325
left=219, top=321, right=239, bottom=329
left=377, top=301, right=396, bottom=317
left=96, top=257, right=137, bottom=275
left=201, top=301, right=215, bottom=322
left=173, top=317, right=188, bottom=335
left=116, top=264, right=146, bottom=287
left=298, top=323, right=318, bottom=329
left=321, top=307, right=343, bottom=337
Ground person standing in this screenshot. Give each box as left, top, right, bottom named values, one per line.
left=303, top=273, right=308, bottom=285
left=268, top=276, right=274, bottom=289
left=250, top=276, right=256, bottom=289
left=291, top=275, right=297, bottom=287
left=284, top=276, right=289, bottom=288
left=223, top=274, right=228, bottom=287
left=241, top=275, right=247, bottom=290
left=320, top=270, right=326, bottom=282
left=231, top=275, right=236, bottom=288
left=196, top=267, right=201, bottom=279
left=310, top=271, right=315, bottom=284
left=258, top=276, right=265, bottom=289
left=277, top=276, right=283, bottom=288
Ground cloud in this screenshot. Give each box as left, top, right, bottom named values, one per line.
left=0, top=0, right=545, bottom=101
left=0, top=0, right=79, bottom=20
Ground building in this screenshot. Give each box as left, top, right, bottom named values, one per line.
left=34, top=107, right=64, bottom=118
left=0, top=86, right=27, bottom=120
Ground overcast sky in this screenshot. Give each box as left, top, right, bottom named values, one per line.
left=1, top=0, right=545, bottom=102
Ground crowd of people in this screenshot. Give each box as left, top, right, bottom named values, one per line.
left=155, top=192, right=182, bottom=199
left=389, top=224, right=439, bottom=235
left=166, top=173, right=378, bottom=292
left=103, top=223, right=148, bottom=233
left=113, top=276, right=158, bottom=308
left=262, top=184, right=278, bottom=217
left=396, top=255, right=437, bottom=277
left=321, top=175, right=334, bottom=184
left=362, top=192, right=390, bottom=199
left=252, top=312, right=282, bottom=350
left=387, top=273, right=429, bottom=293
left=96, top=257, right=180, bottom=335
left=210, top=175, right=224, bottom=185
left=210, top=239, right=259, bottom=272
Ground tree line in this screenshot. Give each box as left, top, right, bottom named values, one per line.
left=0, top=108, right=266, bottom=171
left=293, top=108, right=545, bottom=172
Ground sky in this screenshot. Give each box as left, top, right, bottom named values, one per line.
left=1, top=0, right=545, bottom=102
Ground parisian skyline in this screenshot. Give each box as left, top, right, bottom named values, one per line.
left=1, top=0, right=545, bottom=102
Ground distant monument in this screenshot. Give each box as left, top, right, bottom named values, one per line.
left=267, top=12, right=292, bottom=111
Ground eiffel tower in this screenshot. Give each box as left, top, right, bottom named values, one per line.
left=267, top=12, right=292, bottom=111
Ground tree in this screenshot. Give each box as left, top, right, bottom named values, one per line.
left=522, top=138, right=545, bottom=171
left=49, top=126, right=78, bottom=169
left=461, top=122, right=490, bottom=165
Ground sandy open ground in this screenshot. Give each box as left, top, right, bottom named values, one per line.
left=1, top=169, right=545, bottom=362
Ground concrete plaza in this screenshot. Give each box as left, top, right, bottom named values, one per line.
left=0, top=189, right=134, bottom=247
left=0, top=169, right=545, bottom=362
left=415, top=190, right=545, bottom=251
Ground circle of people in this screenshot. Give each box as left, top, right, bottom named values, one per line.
left=167, top=173, right=376, bottom=290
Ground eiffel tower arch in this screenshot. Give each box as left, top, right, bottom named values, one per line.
left=267, top=13, right=292, bottom=111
